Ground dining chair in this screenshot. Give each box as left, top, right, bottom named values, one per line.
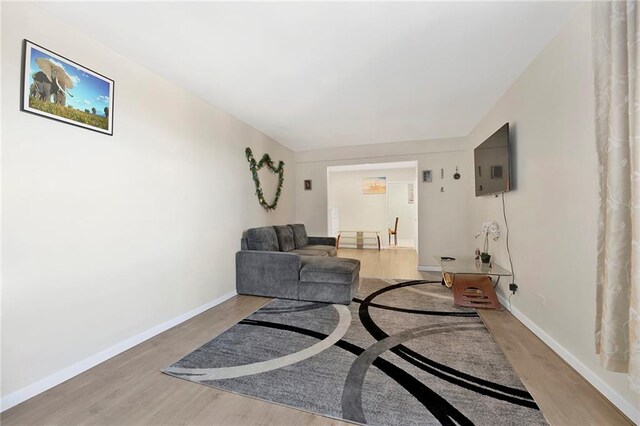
left=388, top=217, right=398, bottom=246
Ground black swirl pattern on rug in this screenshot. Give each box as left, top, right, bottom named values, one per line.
left=352, top=297, right=478, bottom=317
left=241, top=318, right=474, bottom=426
left=358, top=280, right=540, bottom=409
left=163, top=278, right=547, bottom=426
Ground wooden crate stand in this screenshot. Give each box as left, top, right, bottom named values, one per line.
left=451, top=274, right=500, bottom=309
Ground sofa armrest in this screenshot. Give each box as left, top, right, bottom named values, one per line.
left=236, top=250, right=301, bottom=299
left=307, top=236, right=337, bottom=247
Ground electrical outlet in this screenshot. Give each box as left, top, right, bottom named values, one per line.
left=537, top=294, right=546, bottom=306
left=509, top=283, right=518, bottom=294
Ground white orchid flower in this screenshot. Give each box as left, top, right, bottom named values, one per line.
left=475, top=221, right=500, bottom=253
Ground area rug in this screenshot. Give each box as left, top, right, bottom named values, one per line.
left=163, top=278, right=547, bottom=425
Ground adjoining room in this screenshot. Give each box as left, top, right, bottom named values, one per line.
left=327, top=161, right=418, bottom=250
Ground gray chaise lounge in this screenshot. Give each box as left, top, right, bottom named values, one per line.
left=236, top=224, right=360, bottom=305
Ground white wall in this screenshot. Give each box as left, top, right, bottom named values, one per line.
left=328, top=167, right=415, bottom=247
left=295, top=137, right=472, bottom=266
left=467, top=5, right=637, bottom=418
left=1, top=2, right=294, bottom=404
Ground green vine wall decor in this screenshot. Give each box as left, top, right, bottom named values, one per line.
left=245, top=147, right=285, bottom=211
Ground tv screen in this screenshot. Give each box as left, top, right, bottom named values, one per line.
left=474, top=123, right=510, bottom=196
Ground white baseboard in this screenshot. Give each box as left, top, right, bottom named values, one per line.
left=496, top=294, right=639, bottom=423
left=418, top=265, right=442, bottom=272
left=0, top=290, right=237, bottom=412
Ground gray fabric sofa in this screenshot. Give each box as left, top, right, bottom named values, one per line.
left=236, top=224, right=360, bottom=305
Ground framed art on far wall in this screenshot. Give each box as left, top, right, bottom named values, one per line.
left=21, top=39, right=115, bottom=135
left=362, top=177, right=386, bottom=195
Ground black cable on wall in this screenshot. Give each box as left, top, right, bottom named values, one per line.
left=501, top=192, right=516, bottom=309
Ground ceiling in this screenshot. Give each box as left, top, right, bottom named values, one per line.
left=37, top=1, right=579, bottom=151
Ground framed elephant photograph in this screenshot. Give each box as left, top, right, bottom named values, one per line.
left=21, top=40, right=114, bottom=135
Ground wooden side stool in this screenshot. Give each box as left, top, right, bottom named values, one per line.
left=451, top=274, right=500, bottom=309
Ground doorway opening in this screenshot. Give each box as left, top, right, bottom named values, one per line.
left=326, top=161, right=418, bottom=251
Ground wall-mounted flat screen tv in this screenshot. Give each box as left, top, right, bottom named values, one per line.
left=474, top=123, right=511, bottom=196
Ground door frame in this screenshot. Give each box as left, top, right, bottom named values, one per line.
left=325, top=160, right=419, bottom=253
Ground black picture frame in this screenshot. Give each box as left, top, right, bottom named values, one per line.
left=21, top=39, right=115, bottom=135
left=304, top=180, right=312, bottom=190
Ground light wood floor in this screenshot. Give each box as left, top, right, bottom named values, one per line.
left=2, top=248, right=632, bottom=425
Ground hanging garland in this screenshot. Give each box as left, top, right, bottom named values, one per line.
left=245, top=147, right=285, bottom=211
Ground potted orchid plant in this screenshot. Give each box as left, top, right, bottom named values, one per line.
left=475, top=221, right=501, bottom=264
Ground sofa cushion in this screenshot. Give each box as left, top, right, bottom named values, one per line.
left=300, top=257, right=360, bottom=285
left=289, top=224, right=309, bottom=248
left=303, top=244, right=337, bottom=257
left=298, top=279, right=357, bottom=305
left=291, top=248, right=328, bottom=257
left=245, top=226, right=279, bottom=252
left=274, top=225, right=295, bottom=252
left=307, top=236, right=337, bottom=247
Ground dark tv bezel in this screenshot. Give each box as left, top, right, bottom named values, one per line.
left=474, top=123, right=511, bottom=197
